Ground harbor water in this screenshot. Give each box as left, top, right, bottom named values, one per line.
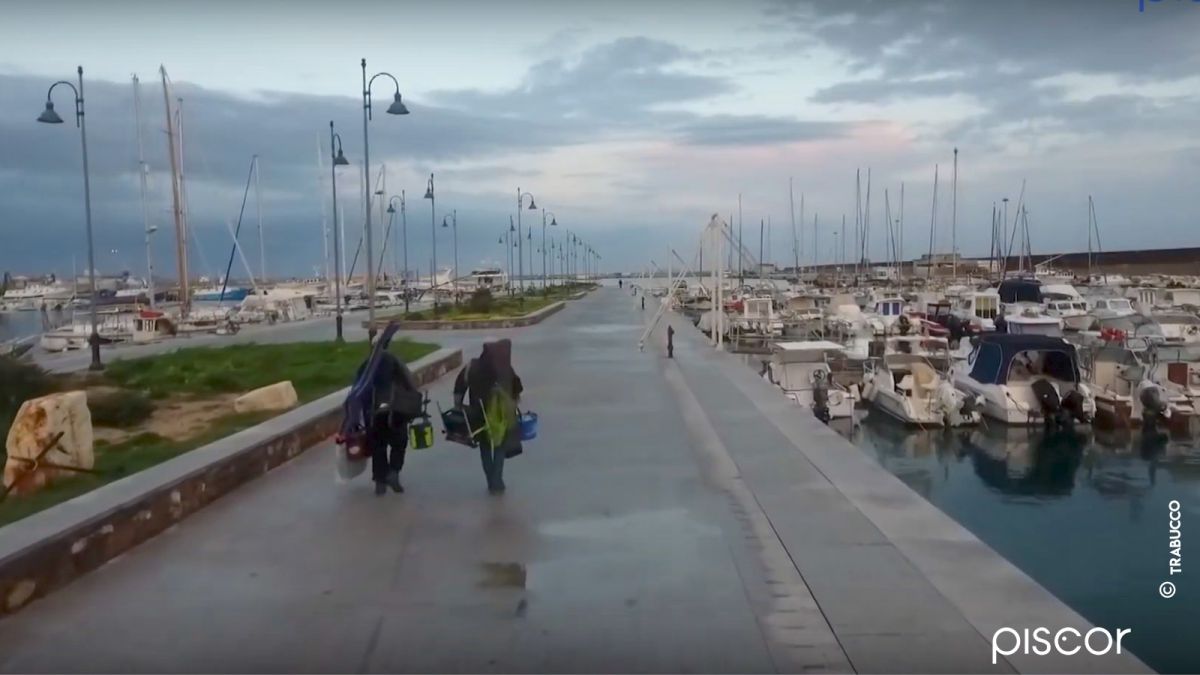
left=837, top=412, right=1197, bottom=673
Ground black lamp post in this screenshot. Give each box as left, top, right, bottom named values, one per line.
left=516, top=188, right=536, bottom=297
left=360, top=57, right=409, bottom=340
left=385, top=193, right=408, bottom=315
left=441, top=210, right=458, bottom=304
left=328, top=121, right=351, bottom=342
left=541, top=209, right=557, bottom=292
left=39, top=66, right=102, bottom=371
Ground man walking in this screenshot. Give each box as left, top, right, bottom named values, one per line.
left=667, top=324, right=675, bottom=358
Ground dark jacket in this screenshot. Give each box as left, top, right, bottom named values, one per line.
left=453, top=341, right=524, bottom=447
left=356, top=351, right=419, bottom=425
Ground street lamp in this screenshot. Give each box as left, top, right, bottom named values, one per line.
left=516, top=188, right=536, bottom=297
left=361, top=57, right=409, bottom=340
left=38, top=66, right=101, bottom=371
left=441, top=209, right=458, bottom=304
left=386, top=193, right=408, bottom=314
left=328, top=121, right=351, bottom=342
left=541, top=209, right=557, bottom=292
left=422, top=174, right=439, bottom=308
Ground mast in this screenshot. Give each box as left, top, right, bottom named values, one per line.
left=254, top=155, right=265, bottom=283
left=1087, top=196, right=1093, bottom=279
left=854, top=169, right=861, bottom=280
left=316, top=133, right=331, bottom=285
left=899, top=182, right=905, bottom=281
left=160, top=66, right=189, bottom=317
left=738, top=193, right=744, bottom=284
left=789, top=178, right=799, bottom=282
left=927, top=164, right=938, bottom=281
left=799, top=193, right=805, bottom=277
left=951, top=147, right=959, bottom=280
left=133, top=75, right=155, bottom=309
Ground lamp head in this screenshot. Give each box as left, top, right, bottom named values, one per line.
left=550, top=217, right=557, bottom=227
left=386, top=203, right=396, bottom=214
left=333, top=149, right=350, bottom=166
left=442, top=216, right=449, bottom=228
left=387, top=93, right=410, bottom=115
left=37, top=101, right=64, bottom=124
left=527, top=197, right=537, bottom=210
left=423, top=186, right=433, bottom=200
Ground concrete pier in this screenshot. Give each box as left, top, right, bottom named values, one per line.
left=0, top=288, right=1147, bottom=673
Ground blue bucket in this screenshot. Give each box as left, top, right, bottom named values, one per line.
left=518, top=411, right=539, bottom=441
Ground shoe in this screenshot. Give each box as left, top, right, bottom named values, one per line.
left=374, top=481, right=387, bottom=496
left=386, top=470, right=404, bottom=493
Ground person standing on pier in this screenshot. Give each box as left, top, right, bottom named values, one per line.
left=667, top=324, right=675, bottom=358
left=641, top=295, right=646, bottom=311
left=454, top=339, right=524, bottom=494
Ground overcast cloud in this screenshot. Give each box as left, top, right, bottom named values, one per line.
left=1, top=0, right=1198, bottom=278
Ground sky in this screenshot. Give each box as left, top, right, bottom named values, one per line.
left=1, top=0, right=1198, bottom=280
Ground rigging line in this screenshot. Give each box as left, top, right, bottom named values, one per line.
left=219, top=157, right=259, bottom=303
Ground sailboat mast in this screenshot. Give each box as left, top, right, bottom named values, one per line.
left=927, top=164, right=938, bottom=280
left=899, top=182, right=905, bottom=281
left=789, top=178, right=799, bottom=282
left=133, top=75, right=155, bottom=309
left=951, top=148, right=958, bottom=280
left=254, top=156, right=265, bottom=283
left=160, top=67, right=189, bottom=317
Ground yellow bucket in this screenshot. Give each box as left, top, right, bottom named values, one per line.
left=409, top=419, right=434, bottom=450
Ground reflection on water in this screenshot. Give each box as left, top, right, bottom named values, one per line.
left=839, top=413, right=1200, bottom=674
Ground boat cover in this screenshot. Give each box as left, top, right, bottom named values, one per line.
left=968, top=334, right=1079, bottom=385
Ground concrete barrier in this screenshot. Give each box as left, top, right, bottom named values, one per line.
left=0, top=348, right=462, bottom=616
left=368, top=301, right=566, bottom=331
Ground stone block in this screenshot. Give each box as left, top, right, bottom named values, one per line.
left=4, top=391, right=94, bottom=495
left=233, top=381, right=299, bottom=414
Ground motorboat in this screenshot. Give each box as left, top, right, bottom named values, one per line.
left=951, top=333, right=1095, bottom=427
left=1041, top=283, right=1091, bottom=331
left=730, top=296, right=784, bottom=338
left=860, top=335, right=982, bottom=427
left=1151, top=311, right=1200, bottom=344
left=1085, top=341, right=1194, bottom=431
left=762, top=340, right=857, bottom=423
left=951, top=288, right=1001, bottom=333
left=1088, top=296, right=1136, bottom=320
left=997, top=305, right=1064, bottom=336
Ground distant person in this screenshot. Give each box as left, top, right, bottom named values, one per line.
left=667, top=324, right=675, bottom=358
left=618, top=279, right=623, bottom=289
left=351, top=338, right=421, bottom=496
left=641, top=296, right=646, bottom=311
left=454, top=339, right=524, bottom=494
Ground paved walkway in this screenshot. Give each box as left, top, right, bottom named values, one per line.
left=0, top=289, right=1145, bottom=673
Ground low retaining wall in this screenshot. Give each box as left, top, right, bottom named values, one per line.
left=369, top=300, right=565, bottom=331
left=0, top=348, right=463, bottom=616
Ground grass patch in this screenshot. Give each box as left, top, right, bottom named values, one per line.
left=88, top=389, right=154, bottom=428
left=102, top=339, right=438, bottom=401
left=398, top=294, right=565, bottom=322
left=0, top=338, right=438, bottom=527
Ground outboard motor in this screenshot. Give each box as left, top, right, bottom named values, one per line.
left=1138, top=381, right=1169, bottom=427
left=1031, top=378, right=1068, bottom=429
left=897, top=314, right=911, bottom=336
left=1061, top=388, right=1092, bottom=425
left=811, top=370, right=832, bottom=424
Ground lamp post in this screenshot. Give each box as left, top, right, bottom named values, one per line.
left=385, top=193, right=408, bottom=315
left=516, top=188, right=536, bottom=298
left=422, top=174, right=439, bottom=308
left=328, top=121, right=351, bottom=342
left=441, top=209, right=458, bottom=304
left=360, top=57, right=409, bottom=340
left=507, top=217, right=516, bottom=296
left=38, top=66, right=101, bottom=371
left=541, top=209, right=557, bottom=292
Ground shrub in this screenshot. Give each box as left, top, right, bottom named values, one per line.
left=89, top=389, right=155, bottom=428
left=468, top=288, right=495, bottom=314
left=0, top=356, right=55, bottom=437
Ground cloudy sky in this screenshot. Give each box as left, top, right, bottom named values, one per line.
left=1, top=0, right=1198, bottom=280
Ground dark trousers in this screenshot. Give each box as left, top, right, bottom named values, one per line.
left=368, top=414, right=407, bottom=482
left=478, top=437, right=506, bottom=489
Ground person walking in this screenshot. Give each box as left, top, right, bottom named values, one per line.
left=352, top=343, right=421, bottom=496
left=641, top=295, right=645, bottom=311
left=667, top=324, right=675, bottom=358
left=454, top=339, right=524, bottom=493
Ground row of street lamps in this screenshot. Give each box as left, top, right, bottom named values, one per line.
left=39, top=61, right=601, bottom=359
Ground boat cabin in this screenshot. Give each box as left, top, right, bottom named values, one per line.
left=966, top=334, right=1081, bottom=386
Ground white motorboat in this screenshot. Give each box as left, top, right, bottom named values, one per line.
left=860, top=335, right=982, bottom=427
left=762, top=340, right=857, bottom=422
left=1088, top=296, right=1136, bottom=320
left=1086, top=341, right=1194, bottom=430
left=952, top=333, right=1095, bottom=427
left=951, top=288, right=1001, bottom=333
left=1151, top=311, right=1200, bottom=344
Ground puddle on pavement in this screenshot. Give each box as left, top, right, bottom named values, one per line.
left=478, top=562, right=527, bottom=589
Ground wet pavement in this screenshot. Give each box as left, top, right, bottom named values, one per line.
left=0, top=289, right=1145, bottom=673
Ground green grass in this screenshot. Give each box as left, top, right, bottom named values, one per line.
left=0, top=339, right=438, bottom=527
left=102, top=339, right=438, bottom=401
left=0, top=412, right=274, bottom=527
